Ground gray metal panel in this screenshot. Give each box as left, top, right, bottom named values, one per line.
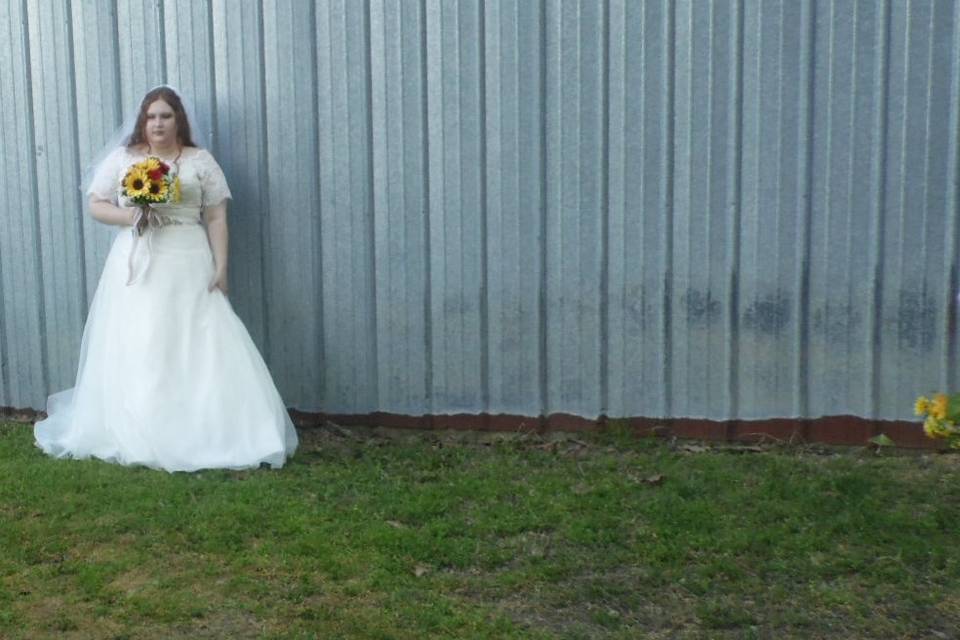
left=808, top=0, right=885, bottom=417
left=71, top=0, right=123, bottom=306
left=116, top=0, right=166, bottom=104
left=211, top=0, right=268, bottom=346
left=262, top=0, right=324, bottom=409
left=483, top=0, right=544, bottom=416
left=672, top=0, right=742, bottom=419
left=317, top=0, right=379, bottom=412
left=606, top=0, right=674, bottom=418
left=877, top=0, right=958, bottom=417
left=26, top=0, right=86, bottom=393
left=0, top=0, right=46, bottom=407
left=738, top=0, right=807, bottom=419
left=545, top=0, right=605, bottom=417
left=425, top=0, right=486, bottom=412
left=947, top=0, right=960, bottom=395
left=2, top=0, right=960, bottom=424
left=369, top=0, right=430, bottom=414
left=164, top=0, right=216, bottom=148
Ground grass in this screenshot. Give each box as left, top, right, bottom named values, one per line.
left=1, top=421, right=959, bottom=639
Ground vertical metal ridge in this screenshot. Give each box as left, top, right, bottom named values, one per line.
left=681, top=1, right=694, bottom=400
left=920, top=6, right=932, bottom=370
left=572, top=0, right=582, bottom=411
left=1, top=3, right=18, bottom=402
left=111, top=0, right=122, bottom=119
left=158, top=0, right=167, bottom=80
left=744, top=2, right=761, bottom=414
left=64, top=0, right=88, bottom=313
left=727, top=0, right=744, bottom=420
left=773, top=0, right=785, bottom=388
left=21, top=0, right=50, bottom=395
left=364, top=0, right=380, bottom=405
left=598, top=0, right=610, bottom=416
left=919, top=3, right=939, bottom=384
left=206, top=0, right=218, bottom=151
left=0, top=35, right=7, bottom=400
left=797, top=0, right=816, bottom=418
left=820, top=0, right=836, bottom=376
left=614, top=0, right=629, bottom=416
left=496, top=0, right=508, bottom=411
left=256, top=0, right=271, bottom=361
left=0, top=249, right=6, bottom=402
left=368, top=0, right=385, bottom=403
left=478, top=0, right=489, bottom=412
left=662, top=0, right=675, bottom=417
left=637, top=0, right=648, bottom=414
left=0, top=230, right=5, bottom=397
left=309, top=0, right=325, bottom=403
left=420, top=0, right=434, bottom=412
left=681, top=0, right=694, bottom=400
left=452, top=1, right=466, bottom=402
left=334, top=2, right=355, bottom=403
left=844, top=0, right=861, bottom=389
left=893, top=4, right=912, bottom=363
left=945, top=0, right=960, bottom=391
left=538, top=0, right=548, bottom=417
left=704, top=0, right=715, bottom=330
left=458, top=0, right=468, bottom=396
left=868, top=0, right=892, bottom=418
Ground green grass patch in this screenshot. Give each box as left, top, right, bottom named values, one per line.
left=1, top=422, right=959, bottom=638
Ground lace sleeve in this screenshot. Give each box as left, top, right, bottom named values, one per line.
left=85, top=147, right=126, bottom=204
left=197, top=149, right=233, bottom=208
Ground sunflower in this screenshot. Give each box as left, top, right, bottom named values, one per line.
left=146, top=178, right=169, bottom=202
left=939, top=420, right=957, bottom=438
left=932, top=393, right=950, bottom=420
left=142, top=157, right=161, bottom=172
left=925, top=416, right=950, bottom=439
left=914, top=396, right=930, bottom=417
left=172, top=175, right=182, bottom=203
left=123, top=168, right=151, bottom=198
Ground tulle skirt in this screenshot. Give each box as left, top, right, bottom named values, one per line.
left=34, top=225, right=298, bottom=472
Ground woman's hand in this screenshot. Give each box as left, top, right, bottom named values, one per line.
left=89, top=198, right=140, bottom=228
left=204, top=202, right=229, bottom=296
left=208, top=268, right=228, bottom=295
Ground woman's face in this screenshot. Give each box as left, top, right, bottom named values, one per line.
left=144, top=99, right=178, bottom=148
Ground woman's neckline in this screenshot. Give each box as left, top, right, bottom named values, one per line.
left=129, top=144, right=200, bottom=161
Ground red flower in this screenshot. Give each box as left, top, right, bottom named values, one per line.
left=159, top=162, right=170, bottom=174
left=148, top=169, right=164, bottom=180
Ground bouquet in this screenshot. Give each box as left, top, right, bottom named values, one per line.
left=120, top=156, right=181, bottom=235
left=914, top=393, right=960, bottom=448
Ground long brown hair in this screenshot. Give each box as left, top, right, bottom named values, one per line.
left=125, top=87, right=197, bottom=148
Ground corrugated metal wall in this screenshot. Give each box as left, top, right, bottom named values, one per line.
left=1, top=0, right=958, bottom=422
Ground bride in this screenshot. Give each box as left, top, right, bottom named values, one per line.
left=33, top=85, right=298, bottom=472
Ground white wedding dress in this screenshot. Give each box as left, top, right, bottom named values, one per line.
left=34, top=146, right=298, bottom=472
